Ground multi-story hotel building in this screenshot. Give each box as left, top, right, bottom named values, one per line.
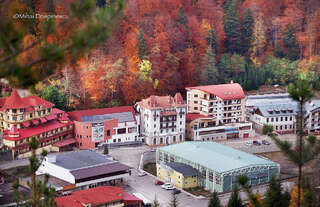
left=186, top=83, right=246, bottom=124
left=185, top=83, right=254, bottom=140
left=0, top=89, right=74, bottom=158
left=135, top=93, right=187, bottom=146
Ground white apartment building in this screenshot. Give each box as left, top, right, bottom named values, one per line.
left=249, top=103, right=297, bottom=134
left=186, top=83, right=246, bottom=124
left=135, top=93, right=187, bottom=145
left=304, top=100, right=320, bottom=135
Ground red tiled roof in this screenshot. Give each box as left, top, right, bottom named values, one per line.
left=52, top=138, right=76, bottom=147
left=123, top=192, right=142, bottom=205
left=3, top=120, right=73, bottom=141
left=68, top=106, right=136, bottom=122
left=137, top=93, right=186, bottom=109
left=55, top=186, right=125, bottom=207
left=186, top=113, right=213, bottom=121
left=0, top=89, right=54, bottom=110
left=186, top=83, right=245, bottom=100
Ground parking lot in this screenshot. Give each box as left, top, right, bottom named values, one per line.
left=108, top=142, right=288, bottom=206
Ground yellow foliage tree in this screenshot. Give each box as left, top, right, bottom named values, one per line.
left=289, top=185, right=303, bottom=207
left=250, top=14, right=266, bottom=66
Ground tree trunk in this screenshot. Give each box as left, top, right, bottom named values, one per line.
left=297, top=98, right=304, bottom=207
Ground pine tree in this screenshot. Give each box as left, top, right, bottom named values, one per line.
left=263, top=177, right=291, bottom=207
left=270, top=77, right=320, bottom=207
left=250, top=14, right=266, bottom=65
left=240, top=9, right=254, bottom=56
left=0, top=0, right=124, bottom=87
left=201, top=47, right=219, bottom=85
left=208, top=191, right=221, bottom=207
left=223, top=0, right=241, bottom=54
left=137, top=30, right=149, bottom=60
left=12, top=137, right=56, bottom=206
left=206, top=29, right=218, bottom=55
left=168, top=191, right=179, bottom=207
left=282, top=24, right=299, bottom=61
left=227, top=185, right=242, bottom=207
left=176, top=5, right=188, bottom=25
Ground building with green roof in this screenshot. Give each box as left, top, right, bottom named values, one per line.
left=156, top=141, right=279, bottom=192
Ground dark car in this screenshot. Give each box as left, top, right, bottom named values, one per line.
left=173, top=189, right=181, bottom=194
left=262, top=140, right=271, bottom=145
left=155, top=180, right=164, bottom=185
left=253, top=140, right=261, bottom=146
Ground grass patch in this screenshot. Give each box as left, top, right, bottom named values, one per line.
left=143, top=163, right=156, bottom=176
left=185, top=186, right=211, bottom=197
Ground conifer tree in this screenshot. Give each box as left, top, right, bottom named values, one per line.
left=208, top=191, right=221, bottom=207
left=270, top=77, right=320, bottom=207
left=206, top=29, right=218, bottom=55
left=282, top=24, right=299, bottom=61
left=263, top=177, right=291, bottom=207
left=201, top=47, right=219, bottom=85
left=240, top=9, right=254, bottom=56
left=137, top=30, right=149, bottom=60
left=223, top=0, right=241, bottom=54
left=227, top=185, right=242, bottom=207
left=176, top=5, right=188, bottom=25
left=168, top=191, right=179, bottom=207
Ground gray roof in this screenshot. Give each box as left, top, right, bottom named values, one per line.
left=81, top=111, right=134, bottom=123
left=256, top=103, right=298, bottom=117
left=54, top=150, right=114, bottom=170
left=71, top=162, right=131, bottom=180
left=166, top=162, right=199, bottom=177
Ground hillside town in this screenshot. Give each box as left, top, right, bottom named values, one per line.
left=0, top=82, right=319, bottom=206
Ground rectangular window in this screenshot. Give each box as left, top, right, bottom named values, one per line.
left=194, top=107, right=198, bottom=110
left=194, top=94, right=198, bottom=98
left=285, top=117, right=288, bottom=121
left=194, top=101, right=198, bottom=104
left=117, top=128, right=126, bottom=134
left=290, top=116, right=293, bottom=121
left=107, top=130, right=110, bottom=136
left=209, top=172, right=213, bottom=182
left=266, top=118, right=269, bottom=123
left=281, top=117, right=283, bottom=121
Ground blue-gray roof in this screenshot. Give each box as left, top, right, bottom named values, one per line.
left=54, top=150, right=114, bottom=170
left=256, top=103, right=298, bottom=117
left=81, top=111, right=134, bottom=123
left=166, top=162, right=199, bottom=177
left=158, top=142, right=278, bottom=173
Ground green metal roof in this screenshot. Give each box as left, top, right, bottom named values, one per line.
left=158, top=141, right=278, bottom=173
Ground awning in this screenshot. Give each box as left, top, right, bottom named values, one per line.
left=31, top=119, right=39, bottom=125
left=226, top=130, right=239, bottom=134
left=52, top=138, right=77, bottom=147
left=45, top=114, right=56, bottom=121
left=22, top=121, right=31, bottom=128
left=40, top=117, right=47, bottom=123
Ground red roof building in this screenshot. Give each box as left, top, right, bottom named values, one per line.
left=55, top=186, right=142, bottom=207
left=0, top=89, right=74, bottom=158
left=68, top=106, right=139, bottom=149
left=186, top=83, right=247, bottom=124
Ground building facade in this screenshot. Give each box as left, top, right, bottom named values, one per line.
left=186, top=113, right=254, bottom=141
left=136, top=93, right=186, bottom=146
left=304, top=100, right=320, bottom=135
left=249, top=103, right=297, bottom=134
left=0, top=89, right=74, bottom=158
left=157, top=142, right=280, bottom=193
left=36, top=150, right=131, bottom=193
left=157, top=162, right=199, bottom=189
left=68, top=106, right=139, bottom=149
left=186, top=83, right=246, bottom=124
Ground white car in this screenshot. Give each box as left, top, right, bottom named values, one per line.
left=161, top=183, right=175, bottom=190
left=138, top=170, right=147, bottom=177
left=245, top=141, right=252, bottom=147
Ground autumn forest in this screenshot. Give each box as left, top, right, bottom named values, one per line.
left=3, top=0, right=320, bottom=109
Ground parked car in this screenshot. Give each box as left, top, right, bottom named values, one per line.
left=253, top=140, right=261, bottom=146
left=155, top=180, right=164, bottom=185
left=161, top=183, right=175, bottom=190
left=262, top=140, right=271, bottom=145
left=245, top=141, right=252, bottom=147
left=138, top=170, right=147, bottom=177
left=173, top=189, right=181, bottom=194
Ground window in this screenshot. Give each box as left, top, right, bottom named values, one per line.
left=290, top=116, right=293, bottom=121
left=117, top=128, right=126, bottom=134
left=107, top=130, right=110, bottom=136
left=271, top=118, right=274, bottom=122
left=194, top=94, right=198, bottom=98
left=209, top=172, right=213, bottom=182
left=285, top=117, right=288, bottom=121
left=12, top=109, right=17, bottom=113
left=194, top=107, right=198, bottom=110
left=266, top=118, right=269, bottom=123
left=180, top=121, right=182, bottom=125
left=276, top=117, right=278, bottom=122
left=194, top=101, right=198, bottom=104
left=281, top=117, right=283, bottom=121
